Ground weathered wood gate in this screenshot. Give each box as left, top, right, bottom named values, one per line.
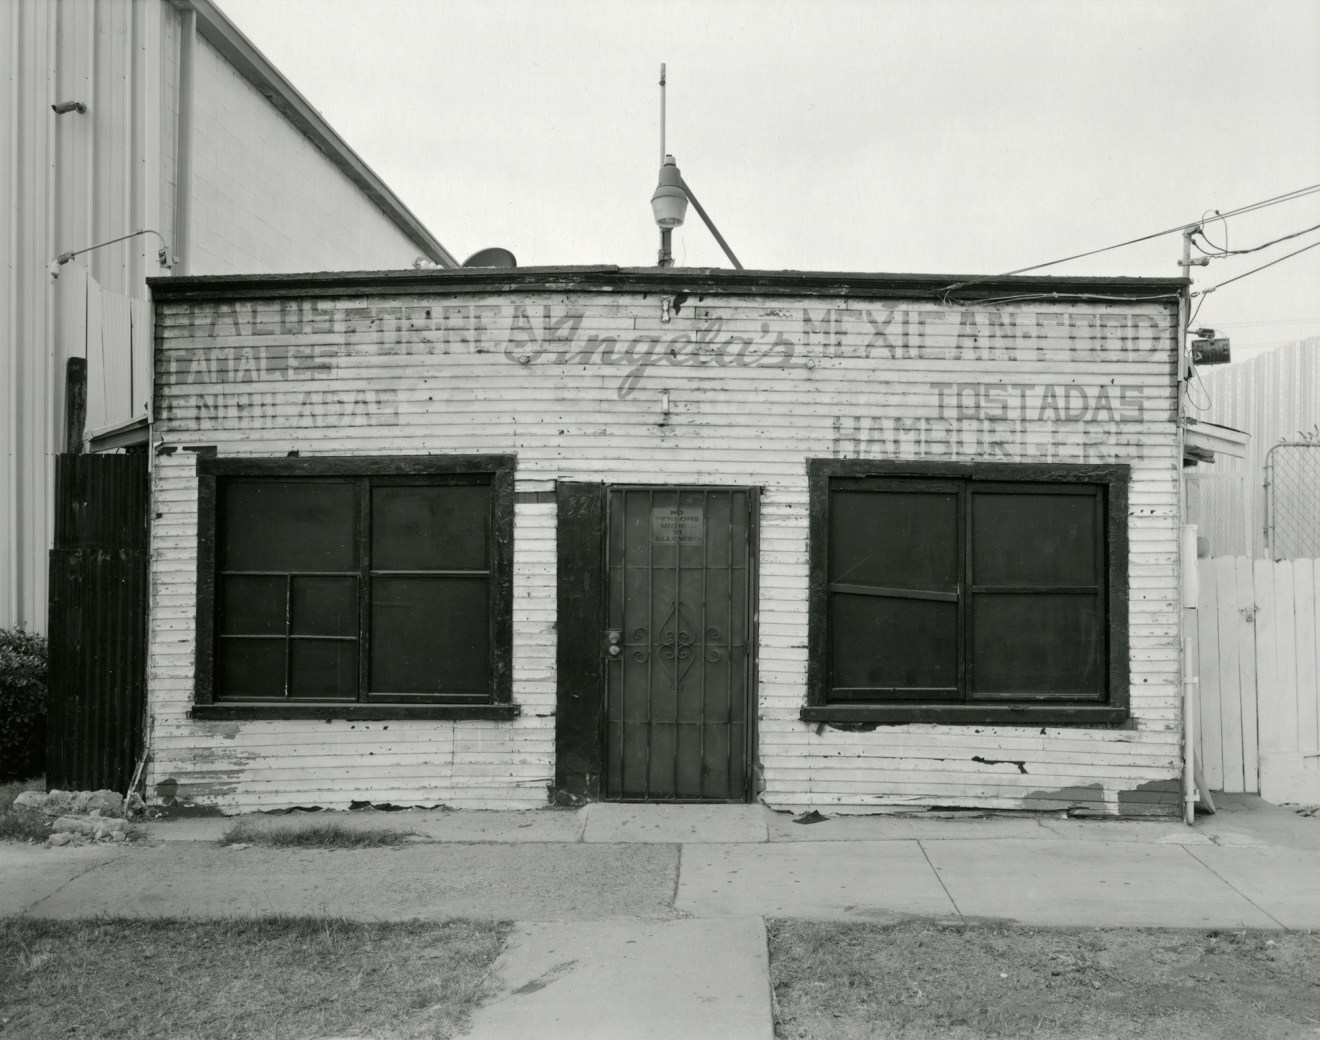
left=46, top=452, right=149, bottom=792
left=1196, top=556, right=1320, bottom=803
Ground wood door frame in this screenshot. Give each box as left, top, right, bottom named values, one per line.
left=554, top=481, right=759, bottom=804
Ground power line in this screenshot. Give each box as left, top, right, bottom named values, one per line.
left=1196, top=240, right=1320, bottom=295
left=1193, top=221, right=1320, bottom=257
left=939, top=181, right=1320, bottom=295
left=1215, top=317, right=1320, bottom=328
left=1000, top=183, right=1320, bottom=274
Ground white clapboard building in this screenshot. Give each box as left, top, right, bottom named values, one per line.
left=145, top=266, right=1189, bottom=816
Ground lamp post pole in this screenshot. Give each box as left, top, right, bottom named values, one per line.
left=657, top=64, right=673, bottom=266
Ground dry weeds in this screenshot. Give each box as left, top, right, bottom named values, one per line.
left=769, top=919, right=1320, bottom=1039
left=0, top=916, right=507, bottom=1040
left=220, top=818, right=417, bottom=848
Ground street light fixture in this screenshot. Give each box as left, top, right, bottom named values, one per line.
left=651, top=155, right=688, bottom=230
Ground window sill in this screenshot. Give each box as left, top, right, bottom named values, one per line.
left=800, top=704, right=1129, bottom=728
left=191, top=702, right=521, bottom=722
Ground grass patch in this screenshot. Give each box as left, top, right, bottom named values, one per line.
left=769, top=920, right=1320, bottom=1039
left=0, top=777, right=51, bottom=842
left=0, top=915, right=507, bottom=1040
left=221, top=818, right=417, bottom=849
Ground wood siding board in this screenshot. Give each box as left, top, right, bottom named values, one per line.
left=1239, top=558, right=1261, bottom=791
left=1293, top=561, right=1318, bottom=760
left=1272, top=562, right=1300, bottom=766
left=1304, top=561, right=1320, bottom=759
left=1213, top=558, right=1244, bottom=791
left=1196, top=556, right=1224, bottom=790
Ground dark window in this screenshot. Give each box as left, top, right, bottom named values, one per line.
left=805, top=460, right=1129, bottom=727
left=194, top=455, right=517, bottom=721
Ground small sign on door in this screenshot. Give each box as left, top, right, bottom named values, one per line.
left=652, top=506, right=704, bottom=544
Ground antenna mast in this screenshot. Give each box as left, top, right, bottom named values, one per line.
left=659, top=63, right=666, bottom=165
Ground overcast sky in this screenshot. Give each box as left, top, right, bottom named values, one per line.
left=219, top=0, right=1320, bottom=363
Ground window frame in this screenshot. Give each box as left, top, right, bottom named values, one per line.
left=192, top=454, right=518, bottom=721
left=804, top=459, right=1130, bottom=728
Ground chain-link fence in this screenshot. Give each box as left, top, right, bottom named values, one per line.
left=1265, top=441, right=1320, bottom=560
left=1185, top=469, right=1252, bottom=557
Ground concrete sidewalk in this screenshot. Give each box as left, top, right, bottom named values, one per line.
left=3, top=794, right=1317, bottom=1039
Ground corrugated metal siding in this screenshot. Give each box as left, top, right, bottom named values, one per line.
left=2, top=0, right=56, bottom=631
left=2, top=0, right=441, bottom=634
left=149, top=290, right=1182, bottom=814
left=46, top=452, right=149, bottom=791
left=3, top=0, right=173, bottom=632
left=1193, top=337, right=1320, bottom=558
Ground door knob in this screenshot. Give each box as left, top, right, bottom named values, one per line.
left=608, top=645, right=621, bottom=657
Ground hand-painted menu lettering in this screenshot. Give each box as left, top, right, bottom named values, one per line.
left=929, top=383, right=1146, bottom=423
left=829, top=382, right=1154, bottom=463
left=158, top=389, right=399, bottom=428
left=169, top=301, right=1175, bottom=405
left=829, top=415, right=1145, bottom=464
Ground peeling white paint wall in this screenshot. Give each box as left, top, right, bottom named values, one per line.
left=148, top=287, right=1182, bottom=813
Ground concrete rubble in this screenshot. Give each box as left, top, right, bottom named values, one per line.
left=12, top=788, right=135, bottom=846
left=14, top=788, right=124, bottom=817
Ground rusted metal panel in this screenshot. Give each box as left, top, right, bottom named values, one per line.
left=148, top=281, right=1183, bottom=814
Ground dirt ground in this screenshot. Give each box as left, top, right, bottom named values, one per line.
left=769, top=920, right=1320, bottom=1040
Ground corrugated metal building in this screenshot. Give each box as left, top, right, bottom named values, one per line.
left=146, top=266, right=1189, bottom=816
left=1, top=0, right=454, bottom=633
left=1185, top=336, right=1320, bottom=559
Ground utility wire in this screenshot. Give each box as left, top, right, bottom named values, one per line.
left=939, top=181, right=1320, bottom=295
left=1188, top=294, right=1207, bottom=330
left=1195, top=239, right=1320, bottom=295
left=1218, top=317, right=1320, bottom=328
left=1194, top=221, right=1320, bottom=257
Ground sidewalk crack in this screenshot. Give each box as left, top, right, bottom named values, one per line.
left=917, top=840, right=965, bottom=924
left=1181, top=844, right=1288, bottom=930
left=21, top=848, right=126, bottom=916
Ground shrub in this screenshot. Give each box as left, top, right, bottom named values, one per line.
left=0, top=627, right=47, bottom=781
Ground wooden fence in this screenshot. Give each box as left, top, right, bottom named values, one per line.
left=1196, top=557, right=1320, bottom=803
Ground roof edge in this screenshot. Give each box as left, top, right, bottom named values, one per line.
left=177, top=0, right=457, bottom=267
left=149, top=265, right=1189, bottom=302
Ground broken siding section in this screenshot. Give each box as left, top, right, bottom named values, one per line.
left=150, top=285, right=1180, bottom=814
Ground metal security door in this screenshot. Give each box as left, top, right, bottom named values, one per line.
left=605, top=486, right=755, bottom=801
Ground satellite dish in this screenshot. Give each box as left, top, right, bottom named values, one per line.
left=461, top=247, right=517, bottom=268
